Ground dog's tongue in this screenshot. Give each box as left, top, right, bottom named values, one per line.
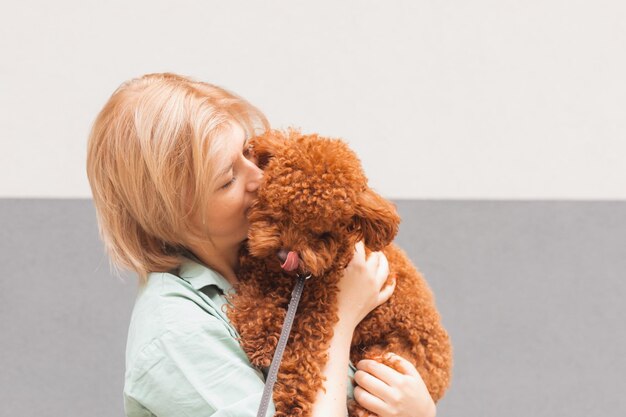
left=280, top=251, right=300, bottom=272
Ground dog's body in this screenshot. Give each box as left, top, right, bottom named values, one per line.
left=226, top=130, right=452, bottom=417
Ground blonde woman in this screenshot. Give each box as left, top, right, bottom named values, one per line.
left=86, top=73, right=436, bottom=417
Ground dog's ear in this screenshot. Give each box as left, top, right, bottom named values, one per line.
left=249, top=130, right=289, bottom=170
left=352, top=189, right=401, bottom=251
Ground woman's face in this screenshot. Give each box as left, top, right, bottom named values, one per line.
left=200, top=122, right=263, bottom=246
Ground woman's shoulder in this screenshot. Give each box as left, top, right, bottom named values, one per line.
left=123, top=269, right=269, bottom=413
left=125, top=264, right=237, bottom=368
left=130, top=270, right=200, bottom=327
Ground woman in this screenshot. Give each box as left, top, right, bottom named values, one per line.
left=86, top=73, right=436, bottom=417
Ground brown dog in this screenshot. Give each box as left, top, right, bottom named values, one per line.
left=226, top=129, right=452, bottom=417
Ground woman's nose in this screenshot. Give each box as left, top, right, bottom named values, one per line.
left=245, top=159, right=264, bottom=192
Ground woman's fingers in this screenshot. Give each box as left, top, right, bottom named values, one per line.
left=377, top=277, right=395, bottom=306
left=356, top=359, right=402, bottom=387
left=355, top=240, right=366, bottom=259
left=342, top=242, right=394, bottom=324
left=354, top=369, right=391, bottom=400
left=365, top=251, right=388, bottom=282
left=386, top=353, right=421, bottom=378
left=353, top=386, right=388, bottom=416
left=373, top=252, right=393, bottom=305
left=355, top=354, right=437, bottom=417
left=376, top=251, right=389, bottom=281
left=365, top=248, right=381, bottom=270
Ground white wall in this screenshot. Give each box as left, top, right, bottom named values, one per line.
left=1, top=0, right=624, bottom=200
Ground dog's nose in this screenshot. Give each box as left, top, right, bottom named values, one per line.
left=277, top=248, right=289, bottom=263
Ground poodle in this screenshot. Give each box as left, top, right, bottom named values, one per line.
left=226, top=129, right=452, bottom=417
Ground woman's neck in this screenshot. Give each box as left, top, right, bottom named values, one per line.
left=185, top=241, right=240, bottom=285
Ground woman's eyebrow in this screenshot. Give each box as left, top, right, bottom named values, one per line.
left=216, top=163, right=233, bottom=178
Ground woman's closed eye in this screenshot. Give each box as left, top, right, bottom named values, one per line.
left=220, top=145, right=254, bottom=190
left=221, top=176, right=236, bottom=189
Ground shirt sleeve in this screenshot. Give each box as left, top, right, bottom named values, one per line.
left=124, top=317, right=276, bottom=417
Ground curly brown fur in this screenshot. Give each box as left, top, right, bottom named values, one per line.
left=226, top=129, right=452, bottom=417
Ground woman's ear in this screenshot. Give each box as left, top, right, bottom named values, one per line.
left=249, top=130, right=289, bottom=170
left=352, top=189, right=401, bottom=251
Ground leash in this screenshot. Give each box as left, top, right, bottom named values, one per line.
left=256, top=272, right=311, bottom=417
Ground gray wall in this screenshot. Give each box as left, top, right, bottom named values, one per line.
left=1, top=199, right=624, bottom=416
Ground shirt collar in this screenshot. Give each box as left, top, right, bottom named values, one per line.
left=176, top=257, right=233, bottom=294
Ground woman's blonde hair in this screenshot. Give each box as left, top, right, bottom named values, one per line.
left=86, top=73, right=269, bottom=283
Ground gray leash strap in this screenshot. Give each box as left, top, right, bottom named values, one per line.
left=257, top=273, right=310, bottom=417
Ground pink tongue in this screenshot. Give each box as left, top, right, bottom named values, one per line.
left=281, top=251, right=299, bottom=271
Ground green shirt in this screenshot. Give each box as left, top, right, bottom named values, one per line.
left=123, top=258, right=356, bottom=417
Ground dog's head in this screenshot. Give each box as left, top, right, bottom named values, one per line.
left=246, top=129, right=401, bottom=277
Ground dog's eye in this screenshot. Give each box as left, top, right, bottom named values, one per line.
left=346, top=221, right=360, bottom=235
left=243, top=144, right=255, bottom=158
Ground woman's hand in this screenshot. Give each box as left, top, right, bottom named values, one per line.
left=354, top=353, right=436, bottom=417
left=337, top=241, right=395, bottom=329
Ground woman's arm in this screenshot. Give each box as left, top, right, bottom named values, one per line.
left=309, top=241, right=436, bottom=417
left=310, top=319, right=357, bottom=416
left=310, top=241, right=394, bottom=416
